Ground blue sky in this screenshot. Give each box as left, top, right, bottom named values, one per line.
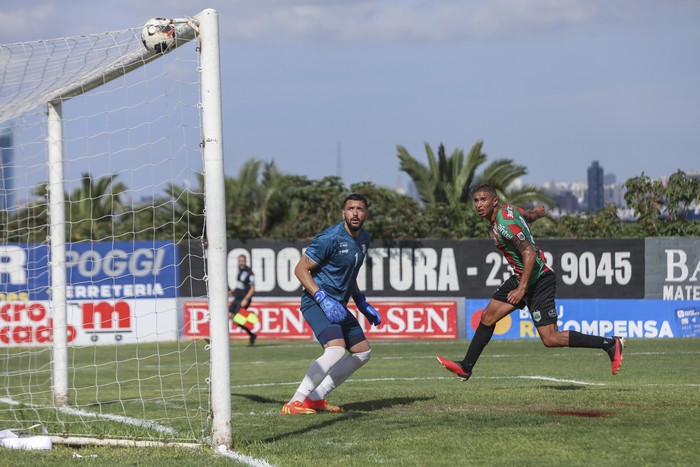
left=1, top=0, right=698, bottom=191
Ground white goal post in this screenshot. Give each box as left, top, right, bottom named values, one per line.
left=0, top=8, right=231, bottom=449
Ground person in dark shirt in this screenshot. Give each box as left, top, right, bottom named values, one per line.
left=229, top=254, right=257, bottom=346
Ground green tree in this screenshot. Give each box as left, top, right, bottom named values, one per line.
left=397, top=140, right=552, bottom=209
left=2, top=202, right=49, bottom=243
left=162, top=177, right=205, bottom=240
left=662, top=171, right=700, bottom=222
left=275, top=176, right=347, bottom=239
left=541, top=206, right=629, bottom=238
left=257, top=161, right=296, bottom=236
left=624, top=173, right=665, bottom=236
left=347, top=181, right=426, bottom=239
left=226, top=159, right=262, bottom=239
left=66, top=173, right=126, bottom=241
left=397, top=142, right=485, bottom=206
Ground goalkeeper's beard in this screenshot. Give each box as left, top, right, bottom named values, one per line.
left=346, top=217, right=363, bottom=232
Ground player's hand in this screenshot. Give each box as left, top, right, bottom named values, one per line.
left=507, top=287, right=526, bottom=305
left=313, top=289, right=348, bottom=323
left=353, top=292, right=381, bottom=326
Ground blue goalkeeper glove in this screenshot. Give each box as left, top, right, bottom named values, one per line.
left=353, top=292, right=381, bottom=326
left=313, top=289, right=348, bottom=323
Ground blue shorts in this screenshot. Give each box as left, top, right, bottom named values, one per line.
left=302, top=301, right=367, bottom=348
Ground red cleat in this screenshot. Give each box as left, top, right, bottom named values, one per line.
left=437, top=356, right=471, bottom=381
left=607, top=336, right=625, bottom=375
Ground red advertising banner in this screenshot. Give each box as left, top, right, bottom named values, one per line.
left=184, top=300, right=312, bottom=341
left=0, top=299, right=178, bottom=347
left=183, top=300, right=458, bottom=341
left=0, top=301, right=78, bottom=345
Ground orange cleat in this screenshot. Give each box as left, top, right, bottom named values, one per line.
left=302, top=398, right=342, bottom=413
left=281, top=400, right=316, bottom=415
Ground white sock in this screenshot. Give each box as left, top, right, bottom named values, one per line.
left=309, top=349, right=372, bottom=401
left=290, top=346, right=346, bottom=403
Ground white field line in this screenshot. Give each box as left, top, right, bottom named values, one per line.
left=231, top=374, right=605, bottom=389
left=1, top=396, right=276, bottom=467
left=216, top=445, right=276, bottom=467
left=0, top=396, right=176, bottom=435
left=238, top=349, right=700, bottom=366
left=58, top=406, right=177, bottom=434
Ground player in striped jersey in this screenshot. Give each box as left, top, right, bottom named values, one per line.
left=438, top=184, right=624, bottom=381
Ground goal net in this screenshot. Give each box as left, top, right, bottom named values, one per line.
left=0, top=9, right=231, bottom=448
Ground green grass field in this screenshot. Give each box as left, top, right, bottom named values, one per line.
left=2, top=338, right=700, bottom=466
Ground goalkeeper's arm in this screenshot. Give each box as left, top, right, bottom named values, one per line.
left=352, top=285, right=381, bottom=326
left=294, top=254, right=347, bottom=323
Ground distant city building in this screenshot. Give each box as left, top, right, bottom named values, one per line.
left=587, top=161, right=604, bottom=212
left=603, top=173, right=616, bottom=186
left=543, top=180, right=586, bottom=214
left=604, top=183, right=627, bottom=208
left=555, top=190, right=579, bottom=213
left=0, top=130, right=14, bottom=211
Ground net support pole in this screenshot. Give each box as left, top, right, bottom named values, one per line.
left=197, top=8, right=232, bottom=449
left=47, top=101, right=68, bottom=407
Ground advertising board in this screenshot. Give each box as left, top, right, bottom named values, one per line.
left=465, top=298, right=695, bottom=339
left=183, top=299, right=458, bottom=341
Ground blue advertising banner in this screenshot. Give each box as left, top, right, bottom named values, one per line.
left=465, top=299, right=699, bottom=339
left=0, top=241, right=178, bottom=300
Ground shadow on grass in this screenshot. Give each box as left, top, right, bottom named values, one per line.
left=342, top=396, right=434, bottom=412
left=541, top=385, right=586, bottom=391
left=259, top=396, right=434, bottom=443
left=233, top=393, right=434, bottom=411
left=232, top=392, right=278, bottom=404
left=261, top=412, right=361, bottom=443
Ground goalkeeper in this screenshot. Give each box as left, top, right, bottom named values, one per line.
left=282, top=193, right=381, bottom=415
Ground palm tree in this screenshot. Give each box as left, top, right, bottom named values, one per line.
left=397, top=142, right=483, bottom=206
left=163, top=174, right=206, bottom=240
left=397, top=140, right=552, bottom=208
left=66, top=173, right=127, bottom=241
left=258, top=161, right=294, bottom=235
left=225, top=159, right=262, bottom=238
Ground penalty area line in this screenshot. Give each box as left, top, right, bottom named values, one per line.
left=500, top=375, right=605, bottom=386
left=231, top=375, right=605, bottom=389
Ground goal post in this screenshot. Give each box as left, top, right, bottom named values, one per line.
left=0, top=8, right=231, bottom=449
left=197, top=9, right=232, bottom=448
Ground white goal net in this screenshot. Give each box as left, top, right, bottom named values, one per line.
left=0, top=9, right=231, bottom=448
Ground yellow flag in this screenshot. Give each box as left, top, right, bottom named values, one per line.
left=233, top=308, right=258, bottom=325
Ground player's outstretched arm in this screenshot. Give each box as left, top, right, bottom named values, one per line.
left=524, top=205, right=546, bottom=223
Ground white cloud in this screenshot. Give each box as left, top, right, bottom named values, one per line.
left=216, top=0, right=605, bottom=42
left=0, top=4, right=57, bottom=43
left=1, top=0, right=696, bottom=44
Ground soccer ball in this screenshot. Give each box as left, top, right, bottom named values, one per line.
left=141, top=18, right=176, bottom=54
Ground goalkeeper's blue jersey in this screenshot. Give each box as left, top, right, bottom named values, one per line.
left=301, top=221, right=370, bottom=309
